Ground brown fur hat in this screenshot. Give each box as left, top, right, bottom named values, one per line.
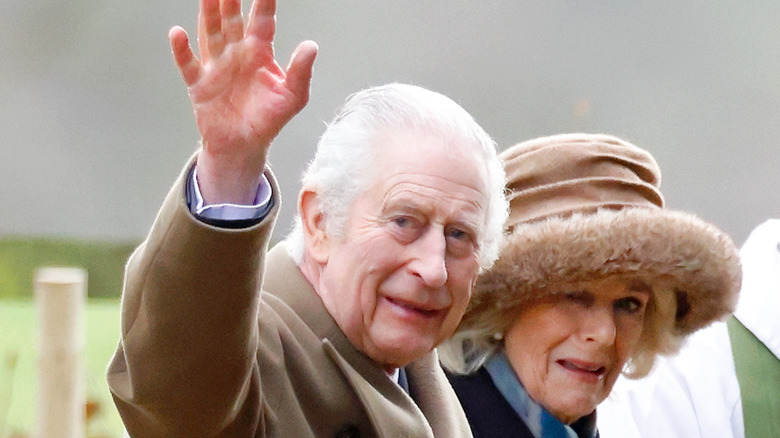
left=463, top=133, right=742, bottom=339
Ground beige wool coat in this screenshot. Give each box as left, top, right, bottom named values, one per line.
left=107, top=156, right=472, bottom=438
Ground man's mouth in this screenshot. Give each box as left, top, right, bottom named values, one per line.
left=384, top=296, right=440, bottom=318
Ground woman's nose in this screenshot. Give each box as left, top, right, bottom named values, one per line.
left=581, top=306, right=617, bottom=345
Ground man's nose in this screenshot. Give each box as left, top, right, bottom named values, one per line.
left=410, top=230, right=448, bottom=288
left=581, top=306, right=617, bottom=345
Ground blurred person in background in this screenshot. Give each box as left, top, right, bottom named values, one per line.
left=598, top=218, right=780, bottom=438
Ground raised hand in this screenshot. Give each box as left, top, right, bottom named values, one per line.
left=169, top=0, right=317, bottom=204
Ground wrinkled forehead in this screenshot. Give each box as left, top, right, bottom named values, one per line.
left=369, top=130, right=489, bottom=199
left=368, top=125, right=489, bottom=178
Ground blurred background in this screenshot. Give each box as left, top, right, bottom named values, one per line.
left=2, top=0, right=779, bottom=246
left=1, top=0, right=779, bottom=436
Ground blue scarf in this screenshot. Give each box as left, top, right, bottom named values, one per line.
left=484, top=352, right=597, bottom=438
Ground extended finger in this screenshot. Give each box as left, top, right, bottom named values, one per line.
left=285, top=41, right=318, bottom=108
left=169, top=26, right=202, bottom=86
left=198, top=0, right=225, bottom=59
left=246, top=0, right=276, bottom=43
left=221, top=0, right=244, bottom=44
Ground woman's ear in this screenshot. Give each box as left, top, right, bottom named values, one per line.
left=299, top=189, right=329, bottom=264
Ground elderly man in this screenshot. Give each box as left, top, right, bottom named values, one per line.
left=106, top=0, right=507, bottom=436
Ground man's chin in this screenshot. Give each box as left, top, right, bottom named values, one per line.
left=369, top=334, right=437, bottom=367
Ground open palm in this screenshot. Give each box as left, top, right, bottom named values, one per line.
left=169, top=0, right=317, bottom=202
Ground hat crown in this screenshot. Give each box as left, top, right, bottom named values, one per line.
left=500, top=133, right=664, bottom=229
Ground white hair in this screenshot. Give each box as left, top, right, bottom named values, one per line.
left=285, top=83, right=507, bottom=271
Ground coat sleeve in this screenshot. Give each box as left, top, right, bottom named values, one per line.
left=106, top=153, right=281, bottom=437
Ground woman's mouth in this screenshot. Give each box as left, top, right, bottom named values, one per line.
left=557, top=359, right=606, bottom=381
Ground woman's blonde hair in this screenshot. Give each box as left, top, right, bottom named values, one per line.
left=439, top=276, right=685, bottom=379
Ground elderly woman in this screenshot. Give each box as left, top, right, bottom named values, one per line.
left=440, top=133, right=743, bottom=438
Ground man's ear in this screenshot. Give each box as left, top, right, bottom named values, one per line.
left=299, top=189, right=329, bottom=264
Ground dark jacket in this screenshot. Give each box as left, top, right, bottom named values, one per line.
left=447, top=367, right=535, bottom=438
left=447, top=367, right=598, bottom=438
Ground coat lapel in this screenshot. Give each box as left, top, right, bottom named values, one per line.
left=407, top=351, right=473, bottom=437
left=323, top=340, right=433, bottom=437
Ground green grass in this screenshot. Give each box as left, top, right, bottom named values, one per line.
left=0, top=299, right=124, bottom=438
left=0, top=237, right=138, bottom=299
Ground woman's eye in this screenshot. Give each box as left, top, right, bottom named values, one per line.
left=615, top=297, right=643, bottom=314
left=564, top=291, right=589, bottom=302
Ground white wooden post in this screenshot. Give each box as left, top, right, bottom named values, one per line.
left=34, top=267, right=87, bottom=438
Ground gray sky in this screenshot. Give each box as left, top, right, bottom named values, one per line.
left=2, top=0, right=778, bottom=246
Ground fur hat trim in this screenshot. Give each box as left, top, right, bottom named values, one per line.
left=469, top=206, right=742, bottom=335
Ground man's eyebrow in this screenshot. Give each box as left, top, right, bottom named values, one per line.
left=381, top=191, right=484, bottom=222
left=381, top=199, right=427, bottom=214
left=449, top=218, right=480, bottom=234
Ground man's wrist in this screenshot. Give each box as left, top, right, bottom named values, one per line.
left=186, top=164, right=274, bottom=225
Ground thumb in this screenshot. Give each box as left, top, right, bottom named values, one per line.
left=285, top=40, right=319, bottom=107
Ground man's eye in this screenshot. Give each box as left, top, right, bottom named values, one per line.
left=392, top=216, right=412, bottom=228
left=388, top=216, right=422, bottom=243
left=447, top=228, right=468, bottom=241
left=445, top=227, right=477, bottom=258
